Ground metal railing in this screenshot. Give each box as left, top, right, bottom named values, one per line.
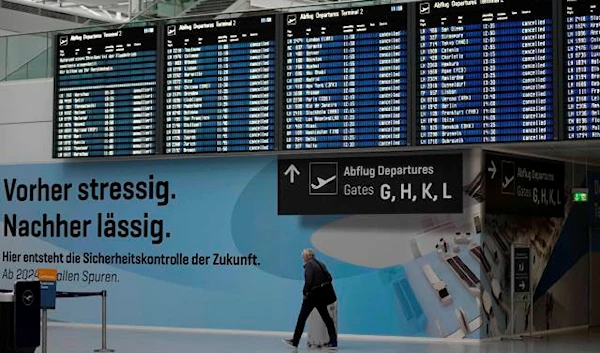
left=95, top=290, right=115, bottom=353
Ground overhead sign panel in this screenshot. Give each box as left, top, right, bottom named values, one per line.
left=485, top=151, right=564, bottom=217
left=278, top=153, right=463, bottom=215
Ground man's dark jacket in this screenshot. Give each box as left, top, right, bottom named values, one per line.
left=303, top=258, right=332, bottom=296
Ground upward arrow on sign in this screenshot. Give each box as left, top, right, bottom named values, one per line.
left=488, top=160, right=497, bottom=179
left=284, top=164, right=300, bottom=184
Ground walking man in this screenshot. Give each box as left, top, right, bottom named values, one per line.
left=283, top=249, right=338, bottom=349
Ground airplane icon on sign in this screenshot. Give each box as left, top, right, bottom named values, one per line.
left=311, top=175, right=336, bottom=190
left=309, top=162, right=338, bottom=195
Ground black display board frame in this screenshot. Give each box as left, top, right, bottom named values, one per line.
left=52, top=25, right=161, bottom=159
left=281, top=3, right=413, bottom=151
left=414, top=0, right=561, bottom=146
left=48, top=0, right=591, bottom=160
left=561, top=0, right=600, bottom=141
left=161, top=14, right=281, bottom=155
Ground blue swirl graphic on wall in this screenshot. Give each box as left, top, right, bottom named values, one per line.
left=0, top=158, right=439, bottom=335
left=231, top=159, right=373, bottom=279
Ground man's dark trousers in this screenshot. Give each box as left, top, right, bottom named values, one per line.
left=292, top=297, right=337, bottom=346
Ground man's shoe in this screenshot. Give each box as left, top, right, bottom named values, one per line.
left=282, top=339, right=297, bottom=348
left=325, top=342, right=338, bottom=349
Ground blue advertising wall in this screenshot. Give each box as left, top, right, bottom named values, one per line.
left=0, top=153, right=487, bottom=338
left=0, top=155, right=487, bottom=338
left=2, top=146, right=599, bottom=338
left=0, top=152, right=488, bottom=338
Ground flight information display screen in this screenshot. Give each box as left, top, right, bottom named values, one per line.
left=284, top=4, right=409, bottom=150
left=565, top=0, right=600, bottom=139
left=54, top=26, right=158, bottom=158
left=417, top=0, right=554, bottom=145
left=164, top=16, right=276, bottom=154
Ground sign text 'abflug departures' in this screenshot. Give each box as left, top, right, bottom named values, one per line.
left=278, top=153, right=463, bottom=215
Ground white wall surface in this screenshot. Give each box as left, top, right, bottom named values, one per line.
left=0, top=78, right=55, bottom=164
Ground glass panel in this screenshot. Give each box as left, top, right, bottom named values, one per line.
left=0, top=36, right=6, bottom=80
left=47, top=35, right=55, bottom=78
left=134, top=1, right=160, bottom=21
left=25, top=49, right=51, bottom=80
left=5, top=65, right=28, bottom=81
left=6, top=33, right=48, bottom=80
left=180, top=0, right=196, bottom=13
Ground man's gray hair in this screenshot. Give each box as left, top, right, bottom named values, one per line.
left=303, top=248, right=315, bottom=258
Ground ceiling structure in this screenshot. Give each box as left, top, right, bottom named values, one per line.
left=0, top=0, right=129, bottom=25
left=0, top=0, right=354, bottom=30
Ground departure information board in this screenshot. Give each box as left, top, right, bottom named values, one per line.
left=284, top=4, right=409, bottom=150
left=417, top=0, right=554, bottom=145
left=164, top=16, right=276, bottom=154
left=565, top=0, right=600, bottom=139
left=54, top=26, right=158, bottom=158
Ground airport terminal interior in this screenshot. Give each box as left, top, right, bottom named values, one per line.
left=1, top=0, right=600, bottom=352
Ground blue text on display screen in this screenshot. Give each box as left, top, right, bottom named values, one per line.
left=164, top=17, right=276, bottom=154
left=54, top=27, right=158, bottom=158
left=564, top=0, right=600, bottom=140
left=51, top=1, right=600, bottom=158
left=283, top=5, right=409, bottom=150
left=417, top=0, right=554, bottom=145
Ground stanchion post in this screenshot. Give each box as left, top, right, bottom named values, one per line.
left=94, top=290, right=115, bottom=353
left=42, top=308, right=48, bottom=353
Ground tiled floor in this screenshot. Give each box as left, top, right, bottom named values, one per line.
left=42, top=325, right=600, bottom=353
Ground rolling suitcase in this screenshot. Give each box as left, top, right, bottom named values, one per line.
left=307, top=301, right=338, bottom=348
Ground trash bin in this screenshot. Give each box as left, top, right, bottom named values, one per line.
left=0, top=281, right=40, bottom=353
